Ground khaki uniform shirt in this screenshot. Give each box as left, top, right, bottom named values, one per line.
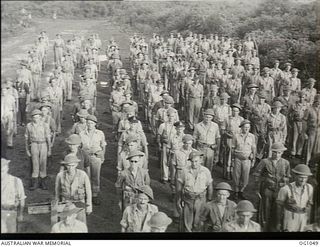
left=25, top=121, right=50, bottom=142
left=1, top=174, right=26, bottom=207
left=79, top=129, right=106, bottom=154
left=193, top=121, right=220, bottom=145
left=51, top=220, right=88, bottom=233
left=232, top=132, right=256, bottom=159
left=223, top=220, right=261, bottom=232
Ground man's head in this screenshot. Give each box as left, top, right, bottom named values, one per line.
left=31, top=109, right=42, bottom=123
left=174, top=121, right=185, bottom=134
left=59, top=202, right=82, bottom=226
left=215, top=182, right=232, bottom=203
left=127, top=150, right=145, bottom=169
left=240, top=120, right=251, bottom=134
left=86, top=115, right=97, bottom=131
left=65, top=134, right=82, bottom=153
left=148, top=212, right=172, bottom=232
left=231, top=104, right=241, bottom=116
left=136, top=185, right=153, bottom=206
left=203, top=109, right=214, bottom=124
left=270, top=142, right=287, bottom=161
left=61, top=154, right=81, bottom=173
left=182, top=134, right=193, bottom=149
left=271, top=101, right=283, bottom=114
left=292, top=164, right=312, bottom=187
left=188, top=151, right=204, bottom=169
left=1, top=158, right=10, bottom=178
left=236, top=200, right=256, bottom=225
left=126, top=135, right=139, bottom=152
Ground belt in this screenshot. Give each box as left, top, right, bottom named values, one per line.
left=1, top=205, right=17, bottom=211
left=284, top=205, right=307, bottom=214
left=190, top=97, right=202, bottom=99
left=198, top=142, right=215, bottom=149
left=31, top=140, right=46, bottom=144
left=183, top=191, right=206, bottom=200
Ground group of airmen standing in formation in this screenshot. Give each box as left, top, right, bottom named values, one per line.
left=1, top=30, right=320, bottom=233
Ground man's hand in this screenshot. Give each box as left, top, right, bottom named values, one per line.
left=86, top=211, right=92, bottom=216
left=47, top=149, right=52, bottom=157
left=26, top=150, right=31, bottom=157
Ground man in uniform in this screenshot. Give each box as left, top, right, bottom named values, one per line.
left=110, top=84, right=125, bottom=132
left=303, top=94, right=320, bottom=166
left=53, top=34, right=65, bottom=66
left=276, top=164, right=314, bottom=232
left=199, top=182, right=236, bottom=232
left=253, top=142, right=291, bottom=231
left=1, top=83, right=16, bottom=149
left=120, top=185, right=158, bottom=232
left=241, top=83, right=259, bottom=119
left=25, top=109, right=51, bottom=190
left=302, top=78, right=317, bottom=106
left=270, top=60, right=283, bottom=97
left=267, top=101, right=287, bottom=157
left=51, top=202, right=88, bottom=233
left=170, top=134, right=196, bottom=218
left=79, top=115, right=106, bottom=205
left=223, top=200, right=261, bottom=232
left=186, top=76, right=204, bottom=130
left=155, top=95, right=179, bottom=130
left=1, top=158, right=26, bottom=233
left=115, top=150, right=151, bottom=212
left=193, top=109, right=220, bottom=173
left=55, top=154, right=92, bottom=223
left=288, top=91, right=308, bottom=158
left=232, top=119, right=256, bottom=200
left=176, top=151, right=213, bottom=232
left=15, top=77, right=30, bottom=127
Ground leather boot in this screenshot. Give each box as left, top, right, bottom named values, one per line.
left=29, top=178, right=38, bottom=191
left=40, top=177, right=48, bottom=190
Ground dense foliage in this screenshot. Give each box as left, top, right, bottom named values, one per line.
left=1, top=0, right=319, bottom=88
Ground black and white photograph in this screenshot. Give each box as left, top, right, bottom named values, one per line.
left=1, top=0, right=319, bottom=237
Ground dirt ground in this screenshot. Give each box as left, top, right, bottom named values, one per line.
left=1, top=18, right=304, bottom=233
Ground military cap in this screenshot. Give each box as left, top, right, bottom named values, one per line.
left=220, top=92, right=230, bottom=99
left=128, top=116, right=139, bottom=123
left=126, top=150, right=145, bottom=160
left=292, top=164, right=312, bottom=176
left=274, top=59, right=280, bottom=64
left=203, top=108, right=215, bottom=116
left=76, top=109, right=89, bottom=118
left=196, top=51, right=203, bottom=54
left=86, top=114, right=97, bottom=123
left=141, top=61, right=149, bottom=66
left=284, top=62, right=291, bottom=67
left=297, top=91, right=305, bottom=98
left=148, top=212, right=172, bottom=228
left=188, top=67, right=195, bottom=71
left=173, top=121, right=185, bottom=128
left=231, top=103, right=242, bottom=110
left=236, top=200, right=257, bottom=213
left=271, top=142, right=287, bottom=152
left=1, top=158, right=11, bottom=169
left=31, top=109, right=42, bottom=117
left=182, top=134, right=194, bottom=143
left=258, top=91, right=267, bottom=99
left=247, top=83, right=259, bottom=89
left=136, top=185, right=154, bottom=200
left=65, top=134, right=82, bottom=145
left=188, top=151, right=204, bottom=160
left=307, top=78, right=316, bottom=84
left=291, top=68, right=299, bottom=73
left=163, top=95, right=174, bottom=104
left=60, top=154, right=81, bottom=165
left=239, top=119, right=251, bottom=127
left=156, top=80, right=164, bottom=85
left=125, top=135, right=139, bottom=144
left=39, top=102, right=53, bottom=110
left=214, top=182, right=233, bottom=191
left=235, top=57, right=242, bottom=61
left=59, top=202, right=83, bottom=218
left=271, top=100, right=283, bottom=108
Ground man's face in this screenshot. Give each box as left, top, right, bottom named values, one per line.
left=32, top=114, right=41, bottom=123
left=237, top=211, right=253, bottom=225
left=271, top=150, right=283, bottom=160
left=183, top=140, right=193, bottom=149
left=83, top=100, right=91, bottom=109
left=275, top=62, right=279, bottom=68
left=272, top=107, right=281, bottom=114
left=283, top=89, right=290, bottom=96
left=204, top=114, right=213, bottom=123
left=41, top=107, right=50, bottom=116
left=68, top=144, right=79, bottom=153
left=164, top=102, right=172, bottom=109
left=168, top=114, right=175, bottom=122
left=129, top=156, right=140, bottom=169
left=216, top=190, right=230, bottom=203
left=259, top=97, right=266, bottom=104
left=137, top=193, right=149, bottom=206
left=66, top=164, right=77, bottom=173
left=191, top=156, right=201, bottom=169
left=296, top=175, right=308, bottom=187
left=249, top=88, right=257, bottom=94
left=87, top=120, right=96, bottom=130
left=127, top=141, right=138, bottom=152
left=130, top=122, right=138, bottom=131
left=241, top=124, right=250, bottom=133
